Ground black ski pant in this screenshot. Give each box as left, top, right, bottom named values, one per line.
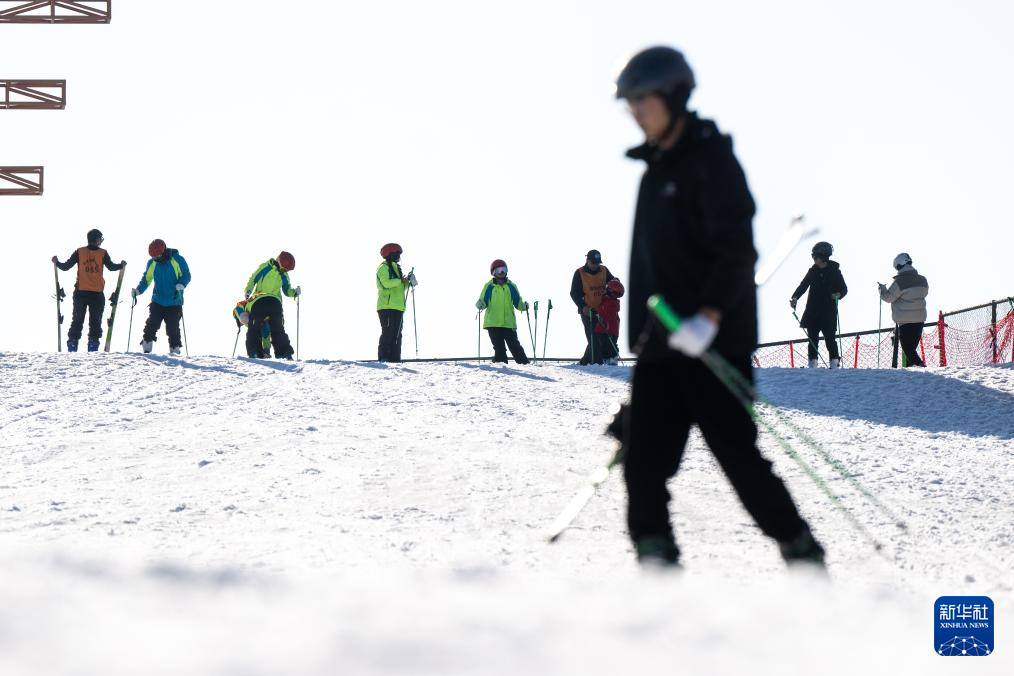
left=896, top=322, right=925, bottom=367
left=246, top=296, right=294, bottom=359
left=579, top=310, right=597, bottom=364
left=592, top=332, right=618, bottom=363
left=623, top=358, right=807, bottom=554
left=142, top=302, right=183, bottom=349
left=377, top=309, right=404, bottom=362
left=68, top=290, right=105, bottom=343
left=487, top=327, right=529, bottom=364
left=805, top=316, right=840, bottom=360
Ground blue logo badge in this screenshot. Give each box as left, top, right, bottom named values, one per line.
left=935, top=596, right=993, bottom=656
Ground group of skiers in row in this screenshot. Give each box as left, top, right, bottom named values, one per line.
left=789, top=241, right=930, bottom=368
left=54, top=231, right=300, bottom=358
left=372, top=243, right=625, bottom=365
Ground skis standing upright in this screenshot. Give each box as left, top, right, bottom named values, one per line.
left=53, top=261, right=65, bottom=351
left=104, top=264, right=127, bottom=352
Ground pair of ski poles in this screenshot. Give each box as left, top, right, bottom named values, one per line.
left=548, top=295, right=907, bottom=555
left=231, top=295, right=303, bottom=359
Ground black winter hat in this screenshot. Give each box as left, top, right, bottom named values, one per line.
left=586, top=249, right=602, bottom=264
left=86, top=228, right=103, bottom=245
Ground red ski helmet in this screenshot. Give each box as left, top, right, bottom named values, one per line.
left=148, top=239, right=167, bottom=258
left=380, top=242, right=403, bottom=258
left=490, top=259, right=508, bottom=275
left=277, top=251, right=295, bottom=271
left=606, top=279, right=625, bottom=297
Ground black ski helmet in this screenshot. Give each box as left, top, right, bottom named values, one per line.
left=86, top=228, right=103, bottom=246
left=811, top=241, right=833, bottom=259
left=615, top=46, right=695, bottom=116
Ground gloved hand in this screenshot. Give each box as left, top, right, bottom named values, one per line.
left=789, top=297, right=797, bottom=309
left=667, top=313, right=719, bottom=358
left=522, top=301, right=529, bottom=311
left=293, top=286, right=301, bottom=297
left=581, top=305, right=591, bottom=316
left=408, top=272, right=418, bottom=287
left=877, top=282, right=886, bottom=293
left=475, top=300, right=486, bottom=310
left=831, top=292, right=841, bottom=300
left=51, top=255, right=58, bottom=264
left=119, top=260, right=126, bottom=267
left=175, top=283, right=185, bottom=292
left=131, top=288, right=139, bottom=299
left=244, top=290, right=251, bottom=299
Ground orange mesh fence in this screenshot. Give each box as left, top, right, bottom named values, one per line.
left=753, top=296, right=1014, bottom=368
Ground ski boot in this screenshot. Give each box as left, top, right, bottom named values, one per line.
left=829, top=358, right=840, bottom=369
left=87, top=340, right=100, bottom=352
left=635, top=535, right=681, bottom=568
left=807, top=358, right=819, bottom=368
left=141, top=341, right=153, bottom=354
left=66, top=339, right=78, bottom=352
left=779, top=524, right=826, bottom=567
left=170, top=346, right=181, bottom=356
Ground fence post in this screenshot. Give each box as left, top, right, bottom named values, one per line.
left=992, top=301, right=999, bottom=364
left=919, top=333, right=926, bottom=365
left=854, top=335, right=859, bottom=368
left=789, top=341, right=794, bottom=368
left=937, top=311, right=947, bottom=367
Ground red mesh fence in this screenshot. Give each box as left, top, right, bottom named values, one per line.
left=753, top=297, right=1014, bottom=368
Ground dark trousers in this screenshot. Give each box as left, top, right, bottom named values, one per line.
left=487, top=327, right=529, bottom=364
left=142, top=302, right=183, bottom=349
left=580, top=311, right=597, bottom=364
left=246, top=296, right=293, bottom=359
left=68, top=290, right=105, bottom=342
left=593, top=332, right=618, bottom=363
left=805, top=316, right=840, bottom=360
left=378, top=309, right=403, bottom=362
left=623, top=359, right=807, bottom=553
left=896, top=322, right=925, bottom=367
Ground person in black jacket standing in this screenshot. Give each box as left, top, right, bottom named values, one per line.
left=790, top=242, right=848, bottom=368
left=615, top=46, right=824, bottom=567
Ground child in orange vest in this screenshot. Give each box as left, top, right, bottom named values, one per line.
left=593, top=278, right=624, bottom=364
left=52, top=228, right=126, bottom=352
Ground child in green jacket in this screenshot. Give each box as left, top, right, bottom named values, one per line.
left=475, top=259, right=530, bottom=364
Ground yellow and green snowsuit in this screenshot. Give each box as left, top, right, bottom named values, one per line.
left=478, top=279, right=525, bottom=329
left=376, top=260, right=409, bottom=311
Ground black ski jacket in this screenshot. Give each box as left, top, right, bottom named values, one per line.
left=626, top=114, right=758, bottom=362
left=792, top=261, right=847, bottom=328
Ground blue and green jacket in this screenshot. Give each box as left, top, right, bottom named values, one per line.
left=245, top=259, right=297, bottom=307
left=136, top=249, right=190, bottom=307
left=478, top=279, right=525, bottom=329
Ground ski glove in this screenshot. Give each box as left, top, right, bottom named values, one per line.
left=175, top=283, right=185, bottom=292
left=293, top=286, right=301, bottom=297
left=522, top=301, right=529, bottom=311
left=407, top=272, right=418, bottom=287
left=475, top=300, right=486, bottom=310
left=667, top=313, right=719, bottom=358
left=789, top=298, right=797, bottom=309
left=831, top=292, right=841, bottom=300
left=131, top=288, right=139, bottom=299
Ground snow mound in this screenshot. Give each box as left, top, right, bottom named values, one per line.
left=1, top=353, right=1012, bottom=675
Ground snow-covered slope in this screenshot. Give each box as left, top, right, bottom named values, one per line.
left=1, top=354, right=1011, bottom=675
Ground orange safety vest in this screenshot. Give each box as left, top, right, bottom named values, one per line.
left=579, top=266, right=610, bottom=311
left=77, top=247, right=106, bottom=292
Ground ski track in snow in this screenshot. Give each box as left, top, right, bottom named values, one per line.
left=0, top=352, right=1012, bottom=675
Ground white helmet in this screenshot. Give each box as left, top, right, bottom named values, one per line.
left=893, top=253, right=912, bottom=270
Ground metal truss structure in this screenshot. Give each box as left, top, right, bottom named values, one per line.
left=0, top=166, right=44, bottom=195
left=0, top=0, right=110, bottom=23
left=1, top=79, right=66, bottom=109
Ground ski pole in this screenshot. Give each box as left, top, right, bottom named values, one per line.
left=792, top=309, right=828, bottom=367
left=650, top=295, right=903, bottom=552
left=877, top=290, right=883, bottom=368
left=587, top=308, right=595, bottom=364
left=181, top=309, right=189, bottom=357
left=126, top=295, right=137, bottom=353
left=542, top=299, right=552, bottom=360
left=231, top=326, right=241, bottom=358
left=834, top=297, right=843, bottom=364
left=533, top=300, right=539, bottom=362
left=525, top=307, right=537, bottom=361
left=476, top=310, right=482, bottom=364
left=411, top=286, right=418, bottom=358
left=296, top=295, right=300, bottom=360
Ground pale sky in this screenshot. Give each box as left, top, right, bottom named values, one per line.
left=3, top=0, right=1012, bottom=359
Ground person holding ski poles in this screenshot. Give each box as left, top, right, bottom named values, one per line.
left=243, top=251, right=301, bottom=359
left=615, top=45, right=824, bottom=567
left=476, top=259, right=530, bottom=364
left=570, top=249, right=615, bottom=365
left=52, top=228, right=126, bottom=352
left=593, top=279, right=624, bottom=365
left=879, top=253, right=929, bottom=367
left=376, top=243, right=417, bottom=362
left=790, top=241, right=848, bottom=368
left=131, top=239, right=191, bottom=355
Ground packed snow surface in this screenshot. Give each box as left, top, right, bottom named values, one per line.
left=1, top=353, right=1012, bottom=675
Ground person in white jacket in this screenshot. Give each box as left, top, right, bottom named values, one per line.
left=879, top=253, right=929, bottom=367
